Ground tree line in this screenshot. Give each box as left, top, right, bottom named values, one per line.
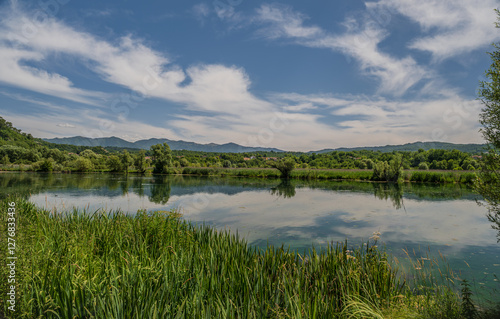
left=0, top=141, right=484, bottom=174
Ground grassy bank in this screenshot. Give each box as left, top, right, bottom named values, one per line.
left=0, top=164, right=477, bottom=184
left=2, top=198, right=498, bottom=318
left=180, top=167, right=476, bottom=184
left=180, top=167, right=374, bottom=181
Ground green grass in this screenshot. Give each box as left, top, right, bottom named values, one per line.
left=1, top=198, right=497, bottom=318
left=180, top=167, right=376, bottom=181
left=179, top=167, right=477, bottom=184
left=0, top=164, right=478, bottom=184
left=406, top=170, right=477, bottom=184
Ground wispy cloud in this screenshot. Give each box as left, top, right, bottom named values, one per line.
left=274, top=92, right=483, bottom=148
left=254, top=4, right=430, bottom=96
left=370, top=0, right=500, bottom=60
left=56, top=123, right=76, bottom=128
left=192, top=3, right=211, bottom=24
left=0, top=1, right=488, bottom=150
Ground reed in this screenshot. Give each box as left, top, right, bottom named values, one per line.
left=0, top=198, right=478, bottom=318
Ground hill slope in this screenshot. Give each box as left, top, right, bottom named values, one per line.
left=44, top=136, right=285, bottom=153
left=315, top=141, right=486, bottom=154
left=0, top=117, right=48, bottom=149
left=44, top=136, right=486, bottom=154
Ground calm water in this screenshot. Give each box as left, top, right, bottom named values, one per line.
left=3, top=172, right=500, bottom=302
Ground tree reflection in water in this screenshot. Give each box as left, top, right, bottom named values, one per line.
left=149, top=175, right=171, bottom=204
left=372, top=183, right=405, bottom=210
left=270, top=180, right=296, bottom=199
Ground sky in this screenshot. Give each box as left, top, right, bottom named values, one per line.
left=0, top=0, right=499, bottom=151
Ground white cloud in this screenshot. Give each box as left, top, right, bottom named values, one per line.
left=192, top=3, right=211, bottom=23
left=0, top=46, right=104, bottom=105
left=369, top=0, right=500, bottom=59
left=254, top=4, right=430, bottom=96
left=254, top=4, right=323, bottom=39
left=2, top=110, right=181, bottom=142
left=56, top=123, right=76, bottom=128
left=0, top=2, right=488, bottom=151
left=275, top=92, right=484, bottom=149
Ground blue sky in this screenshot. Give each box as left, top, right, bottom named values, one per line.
left=0, top=0, right=499, bottom=151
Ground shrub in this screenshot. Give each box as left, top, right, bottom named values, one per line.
left=418, top=162, right=429, bottom=170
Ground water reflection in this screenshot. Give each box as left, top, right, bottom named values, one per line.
left=487, top=213, right=500, bottom=243
left=372, top=183, right=404, bottom=210
left=149, top=176, right=171, bottom=204
left=0, top=172, right=480, bottom=208
left=1, top=172, right=498, bottom=243
left=270, top=180, right=296, bottom=198
left=1, top=172, right=497, bottom=303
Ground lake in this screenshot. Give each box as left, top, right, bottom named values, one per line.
left=2, top=172, right=499, bottom=303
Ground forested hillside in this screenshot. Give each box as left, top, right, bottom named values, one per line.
left=0, top=116, right=485, bottom=174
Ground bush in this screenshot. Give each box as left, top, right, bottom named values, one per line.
left=418, top=162, right=429, bottom=170
left=38, top=158, right=55, bottom=172
left=372, top=155, right=403, bottom=182
left=272, top=158, right=296, bottom=179
left=107, top=155, right=123, bottom=172
left=73, top=157, right=94, bottom=172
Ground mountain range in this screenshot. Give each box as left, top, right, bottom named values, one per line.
left=43, top=136, right=487, bottom=154
left=43, top=136, right=285, bottom=153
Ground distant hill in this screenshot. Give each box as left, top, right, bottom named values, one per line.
left=43, top=136, right=285, bottom=153
left=43, top=136, right=487, bottom=154
left=0, top=116, right=112, bottom=155
left=314, top=141, right=486, bottom=154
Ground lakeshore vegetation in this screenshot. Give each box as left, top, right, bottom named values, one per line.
left=2, top=197, right=500, bottom=318
left=0, top=116, right=484, bottom=184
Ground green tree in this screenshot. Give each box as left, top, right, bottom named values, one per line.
left=476, top=10, right=500, bottom=241
left=134, top=150, right=147, bottom=174
left=73, top=158, right=94, bottom=172
left=39, top=158, right=55, bottom=172
left=372, top=154, right=404, bottom=182
left=151, top=143, right=172, bottom=174
left=179, top=158, right=189, bottom=167
left=271, top=158, right=295, bottom=179
left=418, top=162, right=429, bottom=170
left=107, top=155, right=122, bottom=172
left=121, top=150, right=133, bottom=173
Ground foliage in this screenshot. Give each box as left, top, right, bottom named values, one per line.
left=38, top=158, right=55, bottom=172
left=475, top=10, right=500, bottom=242
left=134, top=150, right=147, bottom=174
left=151, top=143, right=172, bottom=174
left=0, top=198, right=406, bottom=317
left=418, top=162, right=429, bottom=170
left=106, top=155, right=122, bottom=172
left=372, top=154, right=404, bottom=182
left=4, top=197, right=496, bottom=318
left=73, top=157, right=94, bottom=172
left=0, top=115, right=488, bottom=178
left=120, top=150, right=133, bottom=173
left=272, top=157, right=296, bottom=179
left=460, top=280, right=477, bottom=319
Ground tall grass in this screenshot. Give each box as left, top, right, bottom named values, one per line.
left=1, top=198, right=489, bottom=318
left=179, top=167, right=477, bottom=184
left=181, top=167, right=374, bottom=181
left=407, top=171, right=476, bottom=184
